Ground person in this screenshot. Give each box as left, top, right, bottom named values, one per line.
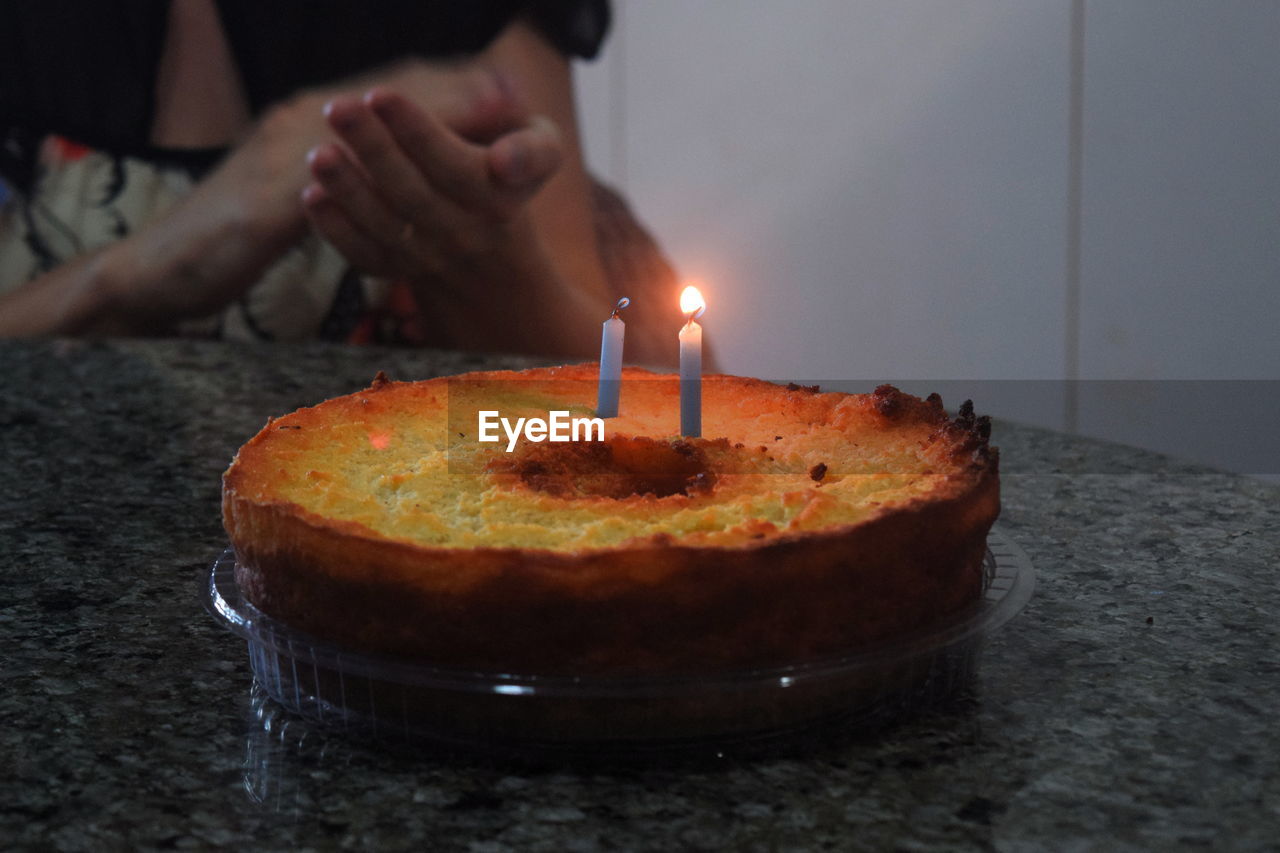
left=0, top=0, right=679, bottom=363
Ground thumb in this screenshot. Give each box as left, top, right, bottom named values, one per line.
left=487, top=116, right=563, bottom=201
left=423, top=67, right=527, bottom=143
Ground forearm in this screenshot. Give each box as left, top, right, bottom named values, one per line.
left=0, top=209, right=254, bottom=338
left=0, top=152, right=308, bottom=339
left=97, top=180, right=301, bottom=331
left=0, top=249, right=124, bottom=337
left=0, top=231, right=232, bottom=339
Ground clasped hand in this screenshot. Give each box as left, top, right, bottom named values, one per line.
left=303, top=81, right=561, bottom=283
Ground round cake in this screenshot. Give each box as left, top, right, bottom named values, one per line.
left=222, top=365, right=999, bottom=675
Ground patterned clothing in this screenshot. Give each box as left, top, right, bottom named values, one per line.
left=0, top=135, right=372, bottom=340
left=0, top=134, right=676, bottom=344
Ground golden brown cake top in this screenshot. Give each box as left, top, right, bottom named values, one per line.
left=223, top=365, right=997, bottom=553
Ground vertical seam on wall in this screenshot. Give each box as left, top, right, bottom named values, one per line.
left=1065, top=0, right=1085, bottom=432
left=610, top=0, right=628, bottom=189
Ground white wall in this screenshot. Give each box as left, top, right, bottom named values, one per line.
left=1073, top=1, right=1280, bottom=479
left=575, top=0, right=1280, bottom=477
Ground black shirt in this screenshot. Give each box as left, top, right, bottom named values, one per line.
left=0, top=0, right=608, bottom=188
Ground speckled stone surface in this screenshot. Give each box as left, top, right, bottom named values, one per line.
left=2, top=339, right=1276, bottom=851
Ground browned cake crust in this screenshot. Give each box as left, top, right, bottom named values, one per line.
left=223, top=367, right=999, bottom=675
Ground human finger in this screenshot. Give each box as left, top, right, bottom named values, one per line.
left=402, top=64, right=528, bottom=144
left=300, top=182, right=395, bottom=276
left=306, top=142, right=407, bottom=247
left=487, top=115, right=563, bottom=205
left=323, top=95, right=452, bottom=227
left=365, top=88, right=497, bottom=214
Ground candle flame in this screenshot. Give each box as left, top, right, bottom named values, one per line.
left=680, top=285, right=706, bottom=320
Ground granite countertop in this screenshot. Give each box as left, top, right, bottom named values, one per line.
left=2, top=339, right=1276, bottom=851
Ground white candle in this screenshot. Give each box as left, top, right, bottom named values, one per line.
left=678, top=285, right=706, bottom=437
left=596, top=297, right=629, bottom=418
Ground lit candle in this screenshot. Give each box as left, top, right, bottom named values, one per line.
left=596, top=297, right=630, bottom=418
left=679, top=285, right=706, bottom=437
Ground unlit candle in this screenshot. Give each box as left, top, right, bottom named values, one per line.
left=596, top=297, right=629, bottom=418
